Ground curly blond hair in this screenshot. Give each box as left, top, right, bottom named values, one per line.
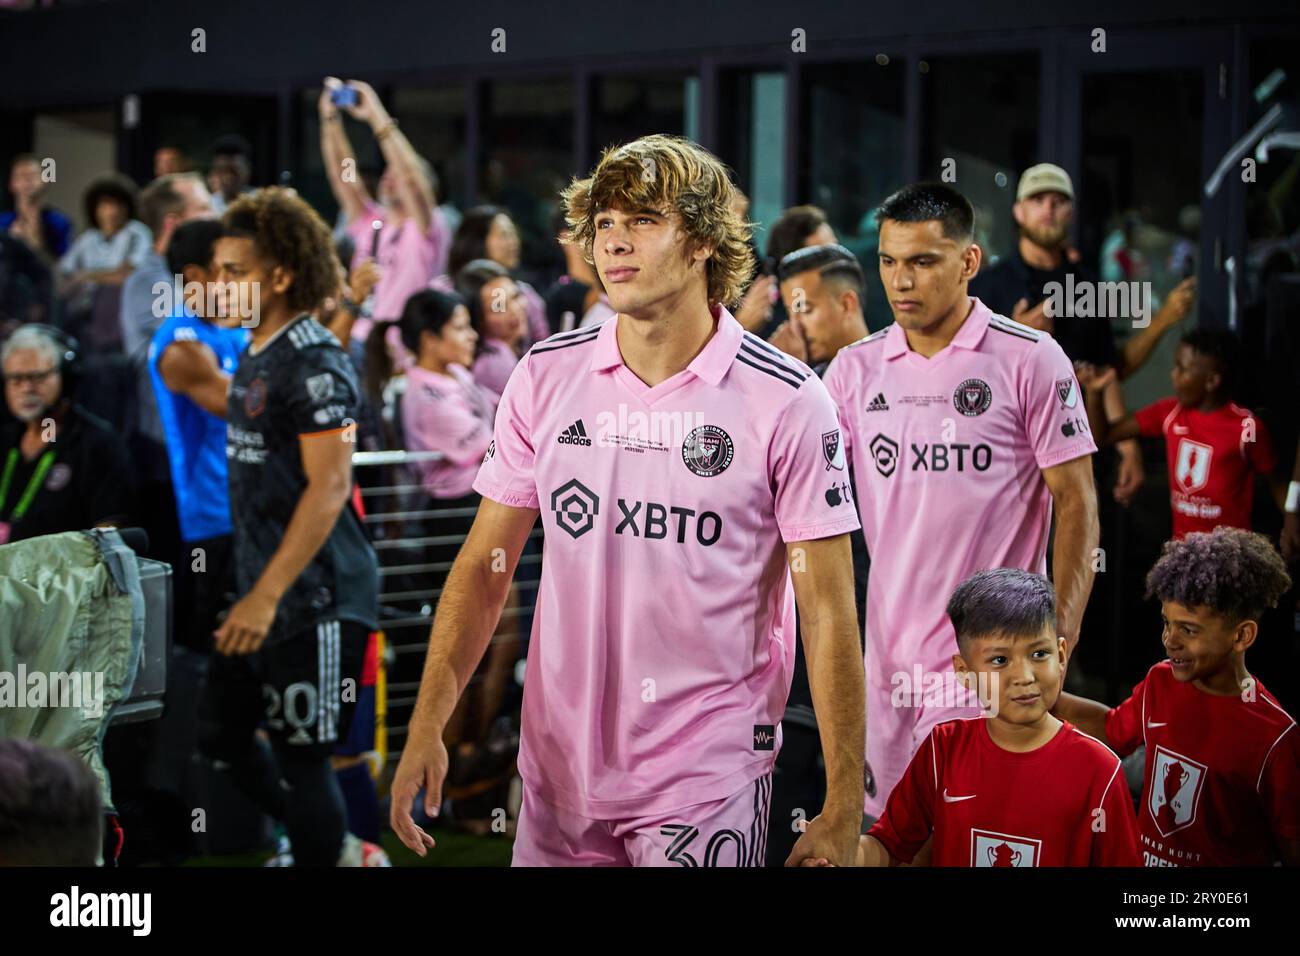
left=222, top=187, right=338, bottom=316
left=560, top=134, right=754, bottom=308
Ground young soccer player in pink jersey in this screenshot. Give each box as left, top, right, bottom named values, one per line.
left=1055, top=528, right=1300, bottom=866
left=390, top=134, right=866, bottom=867
left=822, top=183, right=1100, bottom=819
left=807, top=568, right=1139, bottom=867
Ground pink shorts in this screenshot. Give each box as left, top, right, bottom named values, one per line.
left=865, top=668, right=981, bottom=819
left=512, top=774, right=772, bottom=867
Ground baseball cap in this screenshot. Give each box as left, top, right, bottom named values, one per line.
left=1016, top=163, right=1074, bottom=202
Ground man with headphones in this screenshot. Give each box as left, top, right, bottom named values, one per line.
left=0, top=323, right=133, bottom=543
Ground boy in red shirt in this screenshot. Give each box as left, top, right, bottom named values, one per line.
left=811, top=568, right=1140, bottom=866
left=1055, top=528, right=1300, bottom=866
left=1081, top=329, right=1283, bottom=538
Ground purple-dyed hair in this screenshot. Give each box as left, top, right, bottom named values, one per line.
left=946, top=567, right=1057, bottom=647
left=1145, top=527, right=1291, bottom=624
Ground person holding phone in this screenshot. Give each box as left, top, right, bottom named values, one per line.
left=318, top=77, right=451, bottom=351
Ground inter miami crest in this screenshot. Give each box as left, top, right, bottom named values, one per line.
left=682, top=425, right=734, bottom=477
left=953, top=378, right=992, bottom=417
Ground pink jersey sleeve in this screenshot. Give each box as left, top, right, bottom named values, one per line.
left=821, top=353, right=856, bottom=460
left=1018, top=335, right=1097, bottom=469
left=1260, top=724, right=1300, bottom=842
left=769, top=376, right=862, bottom=542
left=1104, top=672, right=1149, bottom=757
left=472, top=354, right=540, bottom=509
left=1091, top=757, right=1142, bottom=866
left=866, top=728, right=940, bottom=863
left=404, top=379, right=494, bottom=467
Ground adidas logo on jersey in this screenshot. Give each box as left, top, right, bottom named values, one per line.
left=557, top=419, right=592, bottom=446
left=866, top=392, right=889, bottom=412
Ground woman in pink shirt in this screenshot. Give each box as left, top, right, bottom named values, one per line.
left=397, top=289, right=498, bottom=504
left=395, top=288, right=518, bottom=798
left=455, top=259, right=530, bottom=397
left=430, top=205, right=549, bottom=345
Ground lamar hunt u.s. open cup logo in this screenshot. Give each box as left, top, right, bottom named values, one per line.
left=1149, top=745, right=1206, bottom=837
left=971, top=829, right=1041, bottom=867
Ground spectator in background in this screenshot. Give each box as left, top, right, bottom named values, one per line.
left=0, top=232, right=53, bottom=331
left=119, top=172, right=214, bottom=571
left=456, top=258, right=528, bottom=397
left=542, top=206, right=613, bottom=331
left=153, top=146, right=191, bottom=178
left=2, top=153, right=73, bottom=264
left=388, top=287, right=520, bottom=815
left=58, top=174, right=152, bottom=290
left=0, top=324, right=132, bottom=543
left=972, top=164, right=1150, bottom=506
left=207, top=134, right=253, bottom=216
left=435, top=205, right=548, bottom=344
left=0, top=739, right=102, bottom=867
left=319, top=76, right=450, bottom=348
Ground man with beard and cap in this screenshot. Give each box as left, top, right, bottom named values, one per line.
left=972, top=163, right=1152, bottom=507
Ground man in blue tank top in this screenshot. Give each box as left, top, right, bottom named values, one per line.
left=147, top=218, right=249, bottom=654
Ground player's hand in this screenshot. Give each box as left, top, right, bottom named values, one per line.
left=1155, top=276, right=1196, bottom=328
left=1072, top=361, right=1116, bottom=395
left=349, top=258, right=381, bottom=303
left=1113, top=446, right=1145, bottom=506
left=785, top=810, right=860, bottom=867
left=734, top=274, right=776, bottom=333
left=213, top=589, right=278, bottom=656
left=389, top=732, right=447, bottom=857
left=1011, top=297, right=1054, bottom=333
left=768, top=314, right=809, bottom=364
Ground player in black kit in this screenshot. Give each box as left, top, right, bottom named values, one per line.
left=199, top=187, right=384, bottom=866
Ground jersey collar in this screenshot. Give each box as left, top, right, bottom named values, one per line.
left=589, top=304, right=743, bottom=386
left=882, top=296, right=991, bottom=360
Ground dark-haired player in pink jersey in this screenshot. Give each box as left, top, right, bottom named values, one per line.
left=391, top=135, right=865, bottom=866
left=823, top=183, right=1100, bottom=821
left=1056, top=527, right=1300, bottom=866
left=807, top=568, right=1140, bottom=867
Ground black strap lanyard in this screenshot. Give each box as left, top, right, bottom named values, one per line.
left=0, top=447, right=56, bottom=523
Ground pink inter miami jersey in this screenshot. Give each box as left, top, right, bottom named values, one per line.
left=868, top=717, right=1140, bottom=866
left=823, top=297, right=1096, bottom=681
left=1106, top=661, right=1300, bottom=866
left=474, top=305, right=861, bottom=819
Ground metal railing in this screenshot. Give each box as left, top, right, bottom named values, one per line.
left=353, top=449, right=536, bottom=766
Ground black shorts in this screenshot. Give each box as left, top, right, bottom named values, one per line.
left=202, top=619, right=368, bottom=760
